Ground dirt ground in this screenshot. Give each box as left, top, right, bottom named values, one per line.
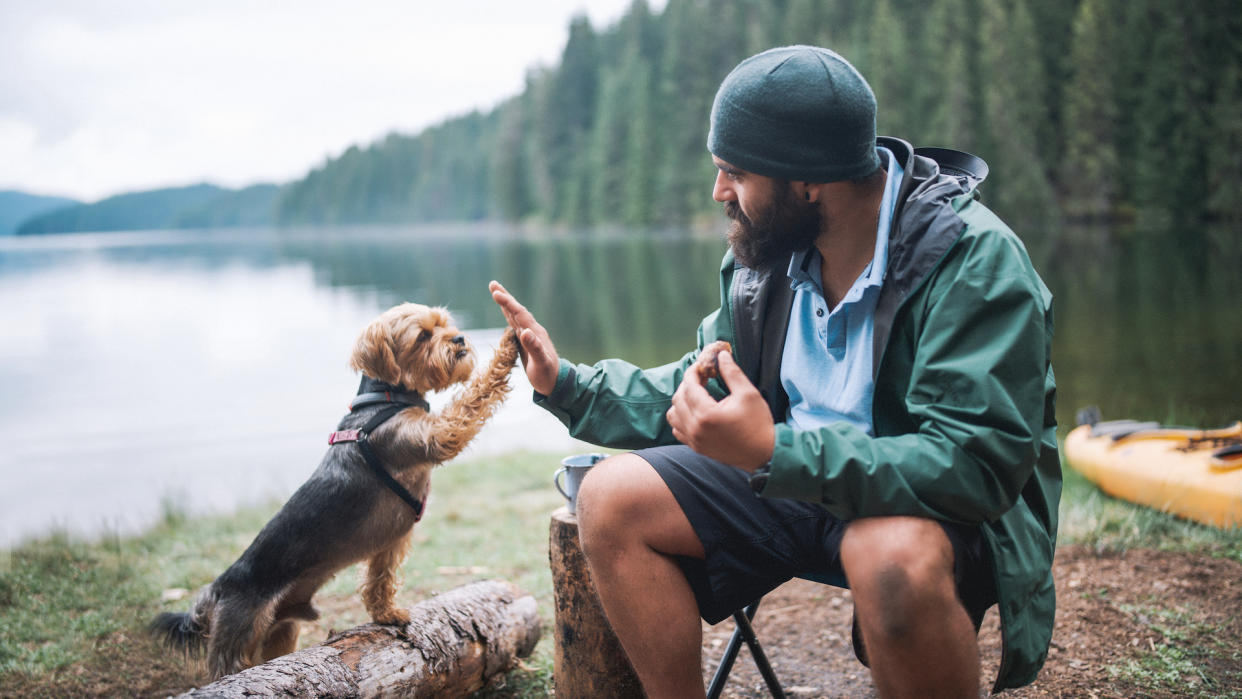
left=4, top=545, right=1239, bottom=697
left=702, top=545, right=1242, bottom=698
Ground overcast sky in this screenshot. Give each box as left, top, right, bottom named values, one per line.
left=1, top=1, right=651, bottom=203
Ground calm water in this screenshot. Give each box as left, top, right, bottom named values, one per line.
left=0, top=224, right=1238, bottom=547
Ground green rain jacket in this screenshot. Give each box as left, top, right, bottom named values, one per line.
left=536, top=137, right=1060, bottom=691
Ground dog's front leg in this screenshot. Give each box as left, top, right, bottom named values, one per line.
left=419, top=327, right=519, bottom=464
left=361, top=530, right=413, bottom=625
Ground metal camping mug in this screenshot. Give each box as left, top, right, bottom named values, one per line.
left=554, top=453, right=607, bottom=514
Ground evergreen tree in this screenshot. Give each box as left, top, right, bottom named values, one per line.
left=266, top=0, right=1233, bottom=234
left=652, top=0, right=721, bottom=224
left=491, top=97, right=533, bottom=222
left=621, top=57, right=658, bottom=226
left=782, top=0, right=824, bottom=47
left=536, top=15, right=601, bottom=222
left=1131, top=0, right=1213, bottom=224
left=865, top=0, right=909, bottom=138
left=1061, top=0, right=1121, bottom=220
left=1025, top=0, right=1079, bottom=165
left=923, top=0, right=981, bottom=153
left=1206, top=2, right=1242, bottom=223
left=977, top=0, right=1056, bottom=231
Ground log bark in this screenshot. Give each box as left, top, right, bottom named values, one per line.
left=549, top=507, right=645, bottom=698
left=178, top=579, right=540, bottom=698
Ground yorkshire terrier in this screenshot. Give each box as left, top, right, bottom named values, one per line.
left=151, top=303, right=519, bottom=679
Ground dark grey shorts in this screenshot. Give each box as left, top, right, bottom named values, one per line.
left=636, top=444, right=996, bottom=628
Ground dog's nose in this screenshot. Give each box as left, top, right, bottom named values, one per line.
left=451, top=335, right=466, bottom=345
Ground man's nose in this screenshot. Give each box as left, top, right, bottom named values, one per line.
left=712, top=170, right=735, bottom=203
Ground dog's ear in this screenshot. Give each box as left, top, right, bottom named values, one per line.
left=350, top=319, right=403, bottom=385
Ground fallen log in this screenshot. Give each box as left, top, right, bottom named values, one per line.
left=178, top=579, right=541, bottom=698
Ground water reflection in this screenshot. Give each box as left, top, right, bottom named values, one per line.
left=273, top=227, right=725, bottom=367
left=1044, top=228, right=1242, bottom=430
left=0, top=224, right=1238, bottom=546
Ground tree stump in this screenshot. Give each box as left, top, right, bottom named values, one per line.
left=177, top=579, right=540, bottom=698
left=549, top=506, right=644, bottom=698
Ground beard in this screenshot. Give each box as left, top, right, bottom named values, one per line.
left=725, top=182, right=823, bottom=272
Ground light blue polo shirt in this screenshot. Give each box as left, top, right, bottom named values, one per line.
left=780, top=146, right=903, bottom=435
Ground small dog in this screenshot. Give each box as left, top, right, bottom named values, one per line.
left=151, top=303, right=519, bottom=679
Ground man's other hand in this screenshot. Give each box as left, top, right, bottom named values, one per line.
left=668, top=350, right=774, bottom=472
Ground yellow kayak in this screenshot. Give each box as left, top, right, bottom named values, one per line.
left=1064, top=418, right=1242, bottom=528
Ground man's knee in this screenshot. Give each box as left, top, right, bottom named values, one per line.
left=575, top=452, right=702, bottom=561
left=841, top=517, right=959, bottom=637
left=576, top=454, right=643, bottom=537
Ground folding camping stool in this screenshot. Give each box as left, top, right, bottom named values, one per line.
left=706, top=572, right=847, bottom=699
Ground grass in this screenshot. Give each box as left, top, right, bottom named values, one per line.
left=1058, top=466, right=1242, bottom=560
left=1058, top=449, right=1242, bottom=697
left=2, top=444, right=1240, bottom=696
left=1111, top=603, right=1242, bottom=696
left=0, top=450, right=571, bottom=697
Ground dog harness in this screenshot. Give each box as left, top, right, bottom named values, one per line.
left=328, top=377, right=431, bottom=521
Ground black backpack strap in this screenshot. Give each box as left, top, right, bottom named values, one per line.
left=356, top=404, right=426, bottom=520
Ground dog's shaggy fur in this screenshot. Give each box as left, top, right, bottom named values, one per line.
left=150, top=303, right=519, bottom=679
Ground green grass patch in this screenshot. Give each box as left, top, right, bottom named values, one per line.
left=1110, top=603, right=1242, bottom=695
left=0, top=450, right=573, bottom=696
left=1057, top=460, right=1242, bottom=561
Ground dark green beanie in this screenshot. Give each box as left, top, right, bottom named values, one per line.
left=708, top=45, right=880, bottom=183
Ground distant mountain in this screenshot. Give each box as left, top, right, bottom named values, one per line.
left=173, top=183, right=281, bottom=228
left=0, top=190, right=80, bottom=235
left=15, top=183, right=279, bottom=235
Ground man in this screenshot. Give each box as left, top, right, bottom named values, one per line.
left=491, top=45, right=1059, bottom=697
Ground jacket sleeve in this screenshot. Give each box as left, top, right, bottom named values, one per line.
left=761, top=240, right=1053, bottom=524
left=533, top=309, right=726, bottom=450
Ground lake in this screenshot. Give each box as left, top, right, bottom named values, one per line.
left=1, top=224, right=1238, bottom=547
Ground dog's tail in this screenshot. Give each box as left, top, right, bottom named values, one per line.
left=149, top=587, right=214, bottom=657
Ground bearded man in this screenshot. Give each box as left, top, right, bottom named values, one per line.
left=491, top=45, right=1059, bottom=698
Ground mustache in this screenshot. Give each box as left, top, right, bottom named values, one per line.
left=724, top=200, right=747, bottom=224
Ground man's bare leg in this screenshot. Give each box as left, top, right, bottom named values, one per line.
left=576, top=453, right=708, bottom=699
left=841, top=516, right=980, bottom=698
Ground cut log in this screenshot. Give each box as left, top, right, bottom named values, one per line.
left=177, top=579, right=540, bottom=698
left=549, top=507, right=645, bottom=698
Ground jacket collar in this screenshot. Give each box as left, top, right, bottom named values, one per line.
left=728, top=138, right=993, bottom=410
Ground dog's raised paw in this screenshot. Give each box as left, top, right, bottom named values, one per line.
left=496, top=327, right=521, bottom=365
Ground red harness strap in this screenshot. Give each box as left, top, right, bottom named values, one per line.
left=328, top=429, right=361, bottom=445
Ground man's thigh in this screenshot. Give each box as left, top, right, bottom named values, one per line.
left=635, top=445, right=996, bottom=628
left=635, top=444, right=839, bottom=623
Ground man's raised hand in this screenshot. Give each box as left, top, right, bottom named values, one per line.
left=488, top=280, right=560, bottom=396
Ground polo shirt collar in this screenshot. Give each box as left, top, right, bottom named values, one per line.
left=786, top=146, right=903, bottom=293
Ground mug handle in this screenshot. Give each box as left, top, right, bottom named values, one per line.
left=554, top=466, right=570, bottom=500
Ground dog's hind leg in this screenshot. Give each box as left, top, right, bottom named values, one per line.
left=260, top=619, right=301, bottom=661
left=205, top=593, right=277, bottom=679
left=360, top=530, right=413, bottom=626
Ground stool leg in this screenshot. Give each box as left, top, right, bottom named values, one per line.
left=706, top=600, right=786, bottom=699
left=706, top=605, right=751, bottom=699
